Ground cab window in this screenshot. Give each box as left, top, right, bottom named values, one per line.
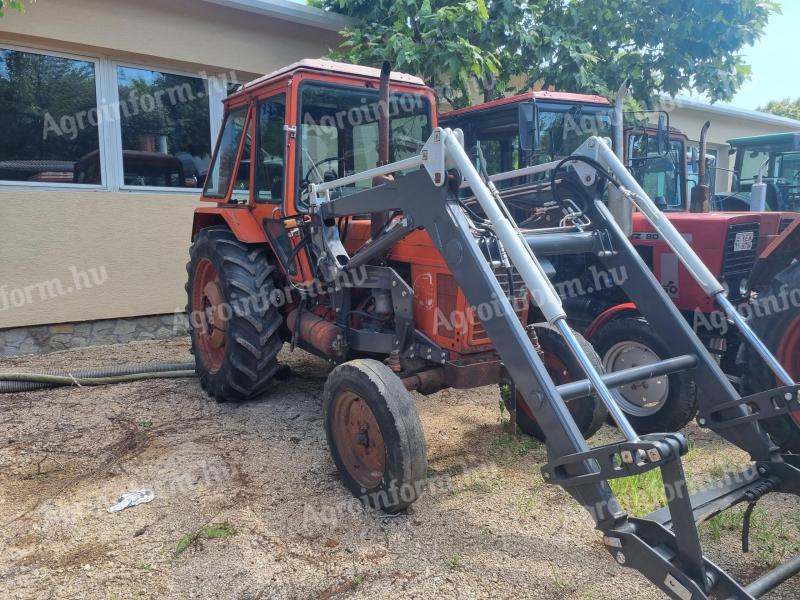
left=255, top=94, right=287, bottom=202
left=204, top=106, right=248, bottom=199
left=297, top=83, right=431, bottom=210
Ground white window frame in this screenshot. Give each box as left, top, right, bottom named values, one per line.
left=110, top=60, right=227, bottom=194
left=0, top=43, right=227, bottom=194
left=0, top=43, right=108, bottom=191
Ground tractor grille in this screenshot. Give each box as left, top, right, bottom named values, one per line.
left=469, top=267, right=527, bottom=345
left=721, top=222, right=760, bottom=301
left=779, top=217, right=795, bottom=234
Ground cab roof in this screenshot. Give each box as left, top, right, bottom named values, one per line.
left=235, top=58, right=428, bottom=97
left=727, top=132, right=800, bottom=151
left=442, top=89, right=610, bottom=119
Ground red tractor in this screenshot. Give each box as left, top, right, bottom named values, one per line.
left=187, top=60, right=800, bottom=598
left=442, top=94, right=800, bottom=446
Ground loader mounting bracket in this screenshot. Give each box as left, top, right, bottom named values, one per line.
left=541, top=433, right=688, bottom=487
left=697, top=384, right=800, bottom=430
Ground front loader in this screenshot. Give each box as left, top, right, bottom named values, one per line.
left=187, top=60, right=800, bottom=598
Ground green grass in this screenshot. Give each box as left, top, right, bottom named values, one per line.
left=351, top=574, right=365, bottom=588
left=493, top=432, right=540, bottom=457
left=608, top=469, right=666, bottom=517
left=446, top=553, right=462, bottom=570
left=174, top=522, right=238, bottom=557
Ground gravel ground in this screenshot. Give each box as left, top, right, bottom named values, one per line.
left=1, top=338, right=798, bottom=600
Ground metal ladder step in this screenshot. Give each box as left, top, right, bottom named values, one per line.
left=556, top=354, right=698, bottom=401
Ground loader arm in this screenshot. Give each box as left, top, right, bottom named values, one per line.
left=307, top=129, right=800, bottom=599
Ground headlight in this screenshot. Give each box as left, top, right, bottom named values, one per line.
left=738, top=277, right=750, bottom=297
left=721, top=280, right=730, bottom=297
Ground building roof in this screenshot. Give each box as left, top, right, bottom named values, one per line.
left=661, top=95, right=800, bottom=129
left=443, top=89, right=610, bottom=119
left=239, top=58, right=427, bottom=93
left=198, top=0, right=351, bottom=32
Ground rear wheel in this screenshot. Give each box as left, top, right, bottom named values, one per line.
left=323, top=359, right=427, bottom=513
left=501, top=324, right=608, bottom=442
left=742, top=263, right=800, bottom=453
left=591, top=317, right=696, bottom=434
left=187, top=226, right=284, bottom=401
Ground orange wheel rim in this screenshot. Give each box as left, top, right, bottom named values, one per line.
left=192, top=258, right=226, bottom=373
left=332, top=392, right=386, bottom=489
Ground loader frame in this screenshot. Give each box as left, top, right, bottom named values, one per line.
left=307, top=128, right=800, bottom=599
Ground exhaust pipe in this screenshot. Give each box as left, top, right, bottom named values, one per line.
left=690, top=120, right=711, bottom=212
left=371, top=61, right=393, bottom=242
left=609, top=80, right=632, bottom=235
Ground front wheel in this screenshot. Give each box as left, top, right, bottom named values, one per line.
left=591, top=317, right=696, bottom=434
left=741, top=263, right=800, bottom=453
left=323, top=359, right=428, bottom=513
left=501, top=324, right=608, bottom=442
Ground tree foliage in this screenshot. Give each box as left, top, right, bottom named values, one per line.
left=758, top=98, right=800, bottom=121
left=0, top=1, right=26, bottom=17
left=319, top=0, right=780, bottom=107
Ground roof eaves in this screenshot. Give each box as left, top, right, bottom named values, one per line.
left=198, top=0, right=352, bottom=33
left=659, top=95, right=800, bottom=129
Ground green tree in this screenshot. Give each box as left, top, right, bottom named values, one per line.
left=758, top=98, right=800, bottom=121
left=318, top=0, right=780, bottom=107
left=0, top=1, right=26, bottom=17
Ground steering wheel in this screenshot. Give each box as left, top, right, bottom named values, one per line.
left=304, top=156, right=346, bottom=184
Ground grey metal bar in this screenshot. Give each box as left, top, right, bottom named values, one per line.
left=313, top=154, right=423, bottom=194
left=554, top=317, right=640, bottom=442
left=556, top=354, right=698, bottom=401
left=745, top=555, right=800, bottom=598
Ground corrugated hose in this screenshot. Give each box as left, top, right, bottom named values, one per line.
left=0, top=361, right=196, bottom=393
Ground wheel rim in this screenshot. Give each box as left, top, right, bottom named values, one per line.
left=516, top=354, right=571, bottom=421
left=192, top=258, right=226, bottom=374
left=331, top=391, right=386, bottom=489
left=602, top=341, right=669, bottom=417
left=777, top=314, right=800, bottom=427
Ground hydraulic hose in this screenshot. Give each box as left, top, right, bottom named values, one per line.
left=0, top=360, right=196, bottom=393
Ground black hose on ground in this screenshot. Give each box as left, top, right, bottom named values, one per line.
left=0, top=360, right=196, bottom=393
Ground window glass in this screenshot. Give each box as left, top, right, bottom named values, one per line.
left=629, top=137, right=685, bottom=209
left=298, top=84, right=431, bottom=209
left=204, top=106, right=248, bottom=198
left=117, top=66, right=211, bottom=188
left=0, top=48, right=100, bottom=184
left=537, top=107, right=613, bottom=162
left=256, top=95, right=286, bottom=202
left=739, top=150, right=770, bottom=185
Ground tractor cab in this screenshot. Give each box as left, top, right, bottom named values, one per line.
left=717, top=132, right=800, bottom=212
left=626, top=125, right=689, bottom=211
left=441, top=90, right=613, bottom=186
left=193, top=59, right=436, bottom=282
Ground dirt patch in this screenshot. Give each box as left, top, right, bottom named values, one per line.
left=0, top=339, right=798, bottom=599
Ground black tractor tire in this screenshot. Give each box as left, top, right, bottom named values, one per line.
left=741, top=263, right=800, bottom=453
left=323, top=359, right=427, bottom=513
left=501, top=324, right=608, bottom=442
left=187, top=226, right=284, bottom=402
left=591, top=317, right=696, bottom=434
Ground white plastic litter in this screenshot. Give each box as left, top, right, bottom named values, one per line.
left=107, top=489, right=155, bottom=513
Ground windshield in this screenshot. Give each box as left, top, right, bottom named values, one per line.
left=536, top=105, right=613, bottom=162
left=297, top=83, right=431, bottom=210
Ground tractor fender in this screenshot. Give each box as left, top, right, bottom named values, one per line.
left=750, top=217, right=800, bottom=290
left=191, top=207, right=268, bottom=244
left=583, top=302, right=638, bottom=340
